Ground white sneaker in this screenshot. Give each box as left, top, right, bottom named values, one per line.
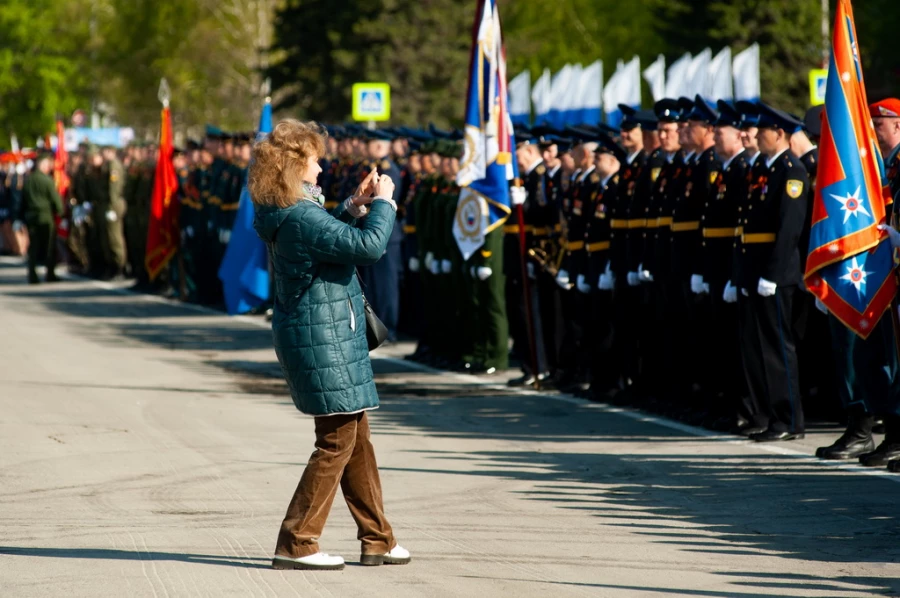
left=360, top=545, right=411, bottom=566
left=272, top=552, right=345, bottom=570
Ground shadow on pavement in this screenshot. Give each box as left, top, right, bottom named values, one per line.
left=0, top=546, right=270, bottom=570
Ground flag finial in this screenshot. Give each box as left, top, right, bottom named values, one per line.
left=263, top=78, right=272, bottom=104
left=158, top=78, right=171, bottom=108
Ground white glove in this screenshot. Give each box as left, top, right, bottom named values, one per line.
left=690, top=274, right=705, bottom=295
left=408, top=257, right=420, bottom=272
left=576, top=274, right=591, bottom=294
left=12, top=220, right=24, bottom=232
left=598, top=272, right=614, bottom=291
left=476, top=266, right=492, bottom=281
left=424, top=251, right=435, bottom=271
left=877, top=224, right=900, bottom=249
left=15, top=163, right=25, bottom=175
left=510, top=186, right=527, bottom=206
left=702, top=282, right=710, bottom=294
left=627, top=272, right=640, bottom=287
left=723, top=281, right=738, bottom=303
left=82, top=201, right=92, bottom=213
left=440, top=259, right=452, bottom=274
left=741, top=288, right=749, bottom=297
left=219, top=229, right=231, bottom=244
left=526, top=262, right=536, bottom=279
left=556, top=269, right=571, bottom=290
left=59, top=219, right=69, bottom=231
left=638, top=263, right=653, bottom=282
left=105, top=210, right=117, bottom=222
left=815, top=297, right=828, bottom=314
left=757, top=277, right=777, bottom=297
left=429, top=259, right=440, bottom=275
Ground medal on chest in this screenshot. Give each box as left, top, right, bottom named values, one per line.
left=594, top=201, right=607, bottom=219
left=573, top=200, right=583, bottom=216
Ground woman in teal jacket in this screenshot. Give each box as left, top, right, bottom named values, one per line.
left=251, top=120, right=410, bottom=571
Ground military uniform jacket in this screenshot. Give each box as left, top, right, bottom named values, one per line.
left=735, top=150, right=809, bottom=288
left=628, top=149, right=664, bottom=273
left=702, top=151, right=748, bottom=285
left=504, top=161, right=546, bottom=279
left=609, top=150, right=646, bottom=276
left=585, top=173, right=617, bottom=286
left=563, top=166, right=599, bottom=277
left=643, top=151, right=685, bottom=277
left=671, top=147, right=720, bottom=279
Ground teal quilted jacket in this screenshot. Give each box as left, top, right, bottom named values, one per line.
left=254, top=198, right=395, bottom=416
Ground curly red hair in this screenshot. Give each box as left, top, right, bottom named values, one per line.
left=248, top=119, right=326, bottom=208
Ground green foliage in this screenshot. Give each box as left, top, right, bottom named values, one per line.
left=0, top=0, right=93, bottom=143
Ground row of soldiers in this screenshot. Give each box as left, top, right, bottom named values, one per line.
left=370, top=95, right=900, bottom=468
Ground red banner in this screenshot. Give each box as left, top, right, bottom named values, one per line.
left=144, top=107, right=180, bottom=281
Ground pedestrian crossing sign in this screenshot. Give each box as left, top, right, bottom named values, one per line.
left=352, top=83, right=391, bottom=122
left=809, top=69, right=828, bottom=106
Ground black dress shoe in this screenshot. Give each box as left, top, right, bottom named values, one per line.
left=736, top=423, right=768, bottom=437
left=858, top=441, right=900, bottom=467
left=751, top=429, right=805, bottom=442
left=507, top=374, right=536, bottom=387
left=816, top=434, right=875, bottom=460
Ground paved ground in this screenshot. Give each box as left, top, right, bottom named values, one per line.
left=1, top=257, right=899, bottom=598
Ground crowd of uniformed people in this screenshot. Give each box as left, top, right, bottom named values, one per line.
left=4, top=94, right=900, bottom=471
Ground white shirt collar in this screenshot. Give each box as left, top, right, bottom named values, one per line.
left=600, top=172, right=615, bottom=187
left=548, top=164, right=561, bottom=177
left=571, top=168, right=581, bottom=182
left=665, top=152, right=677, bottom=164
left=765, top=148, right=789, bottom=168
left=684, top=151, right=696, bottom=163
left=577, top=165, right=596, bottom=183
left=721, top=149, right=745, bottom=171
left=747, top=151, right=761, bottom=166
left=525, top=158, right=543, bottom=176
left=627, top=150, right=641, bottom=165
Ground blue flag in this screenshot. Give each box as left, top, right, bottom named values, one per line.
left=453, top=0, right=516, bottom=260
left=218, top=99, right=273, bottom=315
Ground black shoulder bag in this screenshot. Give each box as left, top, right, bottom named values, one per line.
left=356, top=270, right=389, bottom=351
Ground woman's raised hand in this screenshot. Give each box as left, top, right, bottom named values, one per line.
left=374, top=174, right=395, bottom=199
left=352, top=168, right=379, bottom=206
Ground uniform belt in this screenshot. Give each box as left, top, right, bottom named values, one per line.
left=671, top=221, right=700, bottom=232
left=566, top=240, right=585, bottom=252
left=656, top=217, right=673, bottom=227
left=645, top=220, right=659, bottom=229
left=504, top=224, right=534, bottom=234
left=403, top=225, right=416, bottom=234
left=219, top=202, right=240, bottom=211
left=586, top=241, right=610, bottom=253
left=702, top=227, right=739, bottom=238
left=532, top=226, right=551, bottom=237
left=610, top=220, right=628, bottom=230
left=627, top=219, right=646, bottom=229
left=742, top=232, right=776, bottom=244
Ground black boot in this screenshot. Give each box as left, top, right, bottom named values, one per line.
left=816, top=414, right=875, bottom=460
left=859, top=416, right=900, bottom=467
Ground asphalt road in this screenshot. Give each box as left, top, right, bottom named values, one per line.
left=1, top=257, right=899, bottom=597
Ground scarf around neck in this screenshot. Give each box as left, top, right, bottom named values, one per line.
left=302, top=181, right=325, bottom=206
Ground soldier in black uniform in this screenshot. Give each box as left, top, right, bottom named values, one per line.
left=735, top=103, right=809, bottom=442
left=822, top=98, right=900, bottom=468
left=641, top=99, right=685, bottom=399
left=358, top=129, right=404, bottom=342
left=585, top=134, right=625, bottom=397
left=507, top=131, right=551, bottom=386
left=671, top=96, right=721, bottom=403
left=704, top=101, right=750, bottom=419
left=608, top=106, right=648, bottom=393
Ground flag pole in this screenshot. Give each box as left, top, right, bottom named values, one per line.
left=515, top=194, right=541, bottom=389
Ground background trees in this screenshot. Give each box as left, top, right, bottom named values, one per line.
left=0, top=0, right=897, bottom=142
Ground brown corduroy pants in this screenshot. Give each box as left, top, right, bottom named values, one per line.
left=275, top=411, right=396, bottom=558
